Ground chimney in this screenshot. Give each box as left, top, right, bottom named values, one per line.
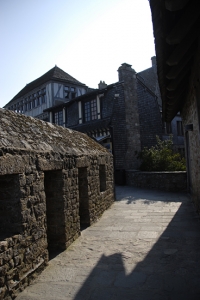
left=98, top=81, right=107, bottom=90
left=151, top=56, right=157, bottom=66
left=117, top=63, right=136, bottom=82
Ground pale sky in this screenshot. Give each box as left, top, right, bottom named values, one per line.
left=0, top=0, right=155, bottom=108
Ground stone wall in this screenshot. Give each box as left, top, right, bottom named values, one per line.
left=181, top=40, right=200, bottom=212
left=126, top=170, right=187, bottom=192
left=137, top=79, right=162, bottom=149
left=0, top=108, right=114, bottom=299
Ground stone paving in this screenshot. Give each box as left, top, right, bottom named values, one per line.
left=16, top=186, right=200, bottom=300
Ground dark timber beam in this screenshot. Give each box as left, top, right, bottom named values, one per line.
left=166, top=1, right=200, bottom=45
left=166, top=67, right=190, bottom=91
left=165, top=0, right=189, bottom=11
left=166, top=86, right=187, bottom=103
left=166, top=30, right=197, bottom=66
left=167, top=86, right=186, bottom=100
left=166, top=51, right=194, bottom=79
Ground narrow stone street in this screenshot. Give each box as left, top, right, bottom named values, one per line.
left=16, top=186, right=200, bottom=300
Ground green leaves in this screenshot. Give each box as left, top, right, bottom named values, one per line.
left=138, top=136, right=186, bottom=171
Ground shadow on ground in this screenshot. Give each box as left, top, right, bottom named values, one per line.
left=74, top=190, right=200, bottom=300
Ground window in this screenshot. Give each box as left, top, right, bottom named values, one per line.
left=71, top=87, right=76, bottom=99
left=177, top=121, right=183, bottom=136
left=42, top=89, right=46, bottom=103
left=54, top=110, right=63, bottom=126
left=37, top=97, right=40, bottom=106
left=166, top=122, right=172, bottom=134
left=64, top=86, right=76, bottom=99
left=84, top=99, right=97, bottom=122
left=64, top=86, right=69, bottom=99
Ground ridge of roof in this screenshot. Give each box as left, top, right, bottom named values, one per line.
left=6, top=66, right=86, bottom=105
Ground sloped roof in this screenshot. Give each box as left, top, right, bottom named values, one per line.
left=137, top=67, right=162, bottom=107
left=7, top=66, right=85, bottom=103
left=0, top=108, right=109, bottom=156
left=69, top=118, right=111, bottom=133
left=149, top=0, right=200, bottom=122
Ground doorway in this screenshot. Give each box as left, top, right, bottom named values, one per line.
left=44, top=170, right=65, bottom=255
left=78, top=167, right=90, bottom=229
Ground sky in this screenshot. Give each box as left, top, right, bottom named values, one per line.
left=0, top=0, right=155, bottom=108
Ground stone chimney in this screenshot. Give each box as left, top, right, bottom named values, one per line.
left=151, top=56, right=157, bottom=66
left=98, top=81, right=107, bottom=90
left=117, top=63, right=141, bottom=170
left=118, top=63, right=136, bottom=82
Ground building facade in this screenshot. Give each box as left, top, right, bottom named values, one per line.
left=4, top=66, right=88, bottom=122
left=45, top=63, right=163, bottom=180
left=138, top=57, right=185, bottom=155
left=149, top=0, right=200, bottom=210
left=4, top=62, right=166, bottom=182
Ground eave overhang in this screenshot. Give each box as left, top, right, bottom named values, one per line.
left=149, top=0, right=200, bottom=122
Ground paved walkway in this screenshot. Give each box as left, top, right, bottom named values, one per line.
left=17, top=186, right=200, bottom=300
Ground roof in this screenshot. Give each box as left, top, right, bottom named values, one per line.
left=69, top=118, right=111, bottom=133
left=5, top=66, right=86, bottom=105
left=94, top=135, right=111, bottom=142
left=0, top=108, right=110, bottom=156
left=149, top=0, right=200, bottom=122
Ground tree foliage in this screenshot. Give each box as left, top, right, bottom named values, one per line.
left=138, top=136, right=186, bottom=171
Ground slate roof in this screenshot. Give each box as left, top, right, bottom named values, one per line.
left=69, top=118, right=111, bottom=133
left=0, top=108, right=108, bottom=156
left=6, top=66, right=86, bottom=105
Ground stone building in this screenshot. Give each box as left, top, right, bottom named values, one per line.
left=4, top=63, right=163, bottom=183
left=138, top=57, right=185, bottom=155
left=0, top=108, right=114, bottom=299
left=45, top=63, right=162, bottom=182
left=149, top=0, right=200, bottom=209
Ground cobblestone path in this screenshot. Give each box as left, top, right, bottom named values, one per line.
left=17, top=186, right=200, bottom=300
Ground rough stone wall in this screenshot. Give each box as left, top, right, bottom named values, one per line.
left=181, top=41, right=200, bottom=211
left=0, top=166, right=49, bottom=300
left=137, top=80, right=162, bottom=149
left=126, top=170, right=187, bottom=192
left=162, top=114, right=185, bottom=151
left=109, top=84, right=127, bottom=170
left=0, top=109, right=114, bottom=299
left=118, top=64, right=141, bottom=169
left=66, top=101, right=79, bottom=127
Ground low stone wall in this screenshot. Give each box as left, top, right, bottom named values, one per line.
left=126, top=170, right=187, bottom=192
left=0, top=109, right=114, bottom=299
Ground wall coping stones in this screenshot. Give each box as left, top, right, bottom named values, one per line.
left=126, top=170, right=187, bottom=192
